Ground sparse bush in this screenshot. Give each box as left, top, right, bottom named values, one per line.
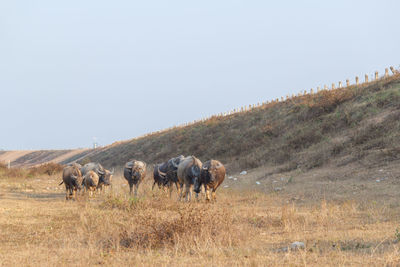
left=28, top=162, right=64, bottom=176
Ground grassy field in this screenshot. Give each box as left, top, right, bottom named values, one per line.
left=1, top=166, right=400, bottom=266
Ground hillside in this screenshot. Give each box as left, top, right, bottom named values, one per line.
left=3, top=73, right=400, bottom=175
left=77, top=73, right=400, bottom=174
left=0, top=149, right=93, bottom=168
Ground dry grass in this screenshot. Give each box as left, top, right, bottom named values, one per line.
left=1, top=170, right=400, bottom=266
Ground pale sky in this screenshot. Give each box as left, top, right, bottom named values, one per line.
left=0, top=0, right=399, bottom=150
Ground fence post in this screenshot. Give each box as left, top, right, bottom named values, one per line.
left=365, top=74, right=369, bottom=83
left=385, top=68, right=389, bottom=77
left=356, top=76, right=359, bottom=85
left=346, top=79, right=350, bottom=87
left=375, top=71, right=379, bottom=80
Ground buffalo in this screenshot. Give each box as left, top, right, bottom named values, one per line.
left=152, top=155, right=185, bottom=197
left=82, top=170, right=99, bottom=197
left=81, top=162, right=114, bottom=191
left=59, top=164, right=83, bottom=200
left=195, top=160, right=225, bottom=201
left=177, top=156, right=202, bottom=201
left=165, top=155, right=185, bottom=191
left=124, top=160, right=147, bottom=196
left=152, top=162, right=169, bottom=190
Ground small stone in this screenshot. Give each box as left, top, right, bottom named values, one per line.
left=240, top=171, right=247, bottom=175
left=223, top=185, right=229, bottom=188
left=228, top=176, right=233, bottom=179
left=376, top=180, right=380, bottom=182
left=280, top=247, right=288, bottom=252
left=274, top=187, right=283, bottom=191
left=233, top=178, right=238, bottom=181
left=290, top=241, right=305, bottom=250
left=272, top=180, right=278, bottom=183
left=255, top=181, right=261, bottom=185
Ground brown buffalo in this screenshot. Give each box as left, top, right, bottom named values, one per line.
left=196, top=160, right=225, bottom=201
left=82, top=170, right=99, bottom=197
left=59, top=165, right=83, bottom=200
left=177, top=156, right=202, bottom=201
left=81, top=162, right=114, bottom=192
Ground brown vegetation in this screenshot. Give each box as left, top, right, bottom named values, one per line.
left=0, top=173, right=400, bottom=266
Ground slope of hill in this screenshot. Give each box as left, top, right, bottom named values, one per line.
left=3, top=73, right=400, bottom=175
left=75, top=74, right=400, bottom=175
left=0, top=149, right=93, bottom=168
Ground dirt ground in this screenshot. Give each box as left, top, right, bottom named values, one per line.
left=1, top=164, right=400, bottom=266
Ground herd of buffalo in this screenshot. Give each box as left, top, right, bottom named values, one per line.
left=59, top=156, right=226, bottom=202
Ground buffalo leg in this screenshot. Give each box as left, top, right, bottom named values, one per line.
left=205, top=185, right=211, bottom=201
left=176, top=183, right=183, bottom=201
left=212, top=190, right=216, bottom=202
left=183, top=184, right=188, bottom=202
left=168, top=182, right=173, bottom=198
left=129, top=181, right=133, bottom=195
left=188, top=184, right=193, bottom=202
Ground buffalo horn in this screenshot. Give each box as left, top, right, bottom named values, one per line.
left=158, top=167, right=167, bottom=177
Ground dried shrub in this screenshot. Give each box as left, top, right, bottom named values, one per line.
left=97, top=196, right=237, bottom=250
left=28, top=162, right=64, bottom=176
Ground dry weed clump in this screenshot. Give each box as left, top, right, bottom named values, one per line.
left=0, top=163, right=26, bottom=178
left=83, top=196, right=238, bottom=253
left=28, top=162, right=64, bottom=176
left=0, top=162, right=64, bottom=179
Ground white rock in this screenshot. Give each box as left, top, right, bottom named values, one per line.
left=240, top=171, right=247, bottom=175
left=376, top=179, right=381, bottom=182
left=233, top=178, right=238, bottom=181
left=274, top=187, right=283, bottom=191
left=379, top=169, right=384, bottom=172
left=280, top=177, right=285, bottom=181
left=272, top=180, right=278, bottom=183
left=223, top=185, right=229, bottom=188
left=290, top=241, right=305, bottom=250
left=228, top=176, right=233, bottom=179
left=255, top=181, right=261, bottom=185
